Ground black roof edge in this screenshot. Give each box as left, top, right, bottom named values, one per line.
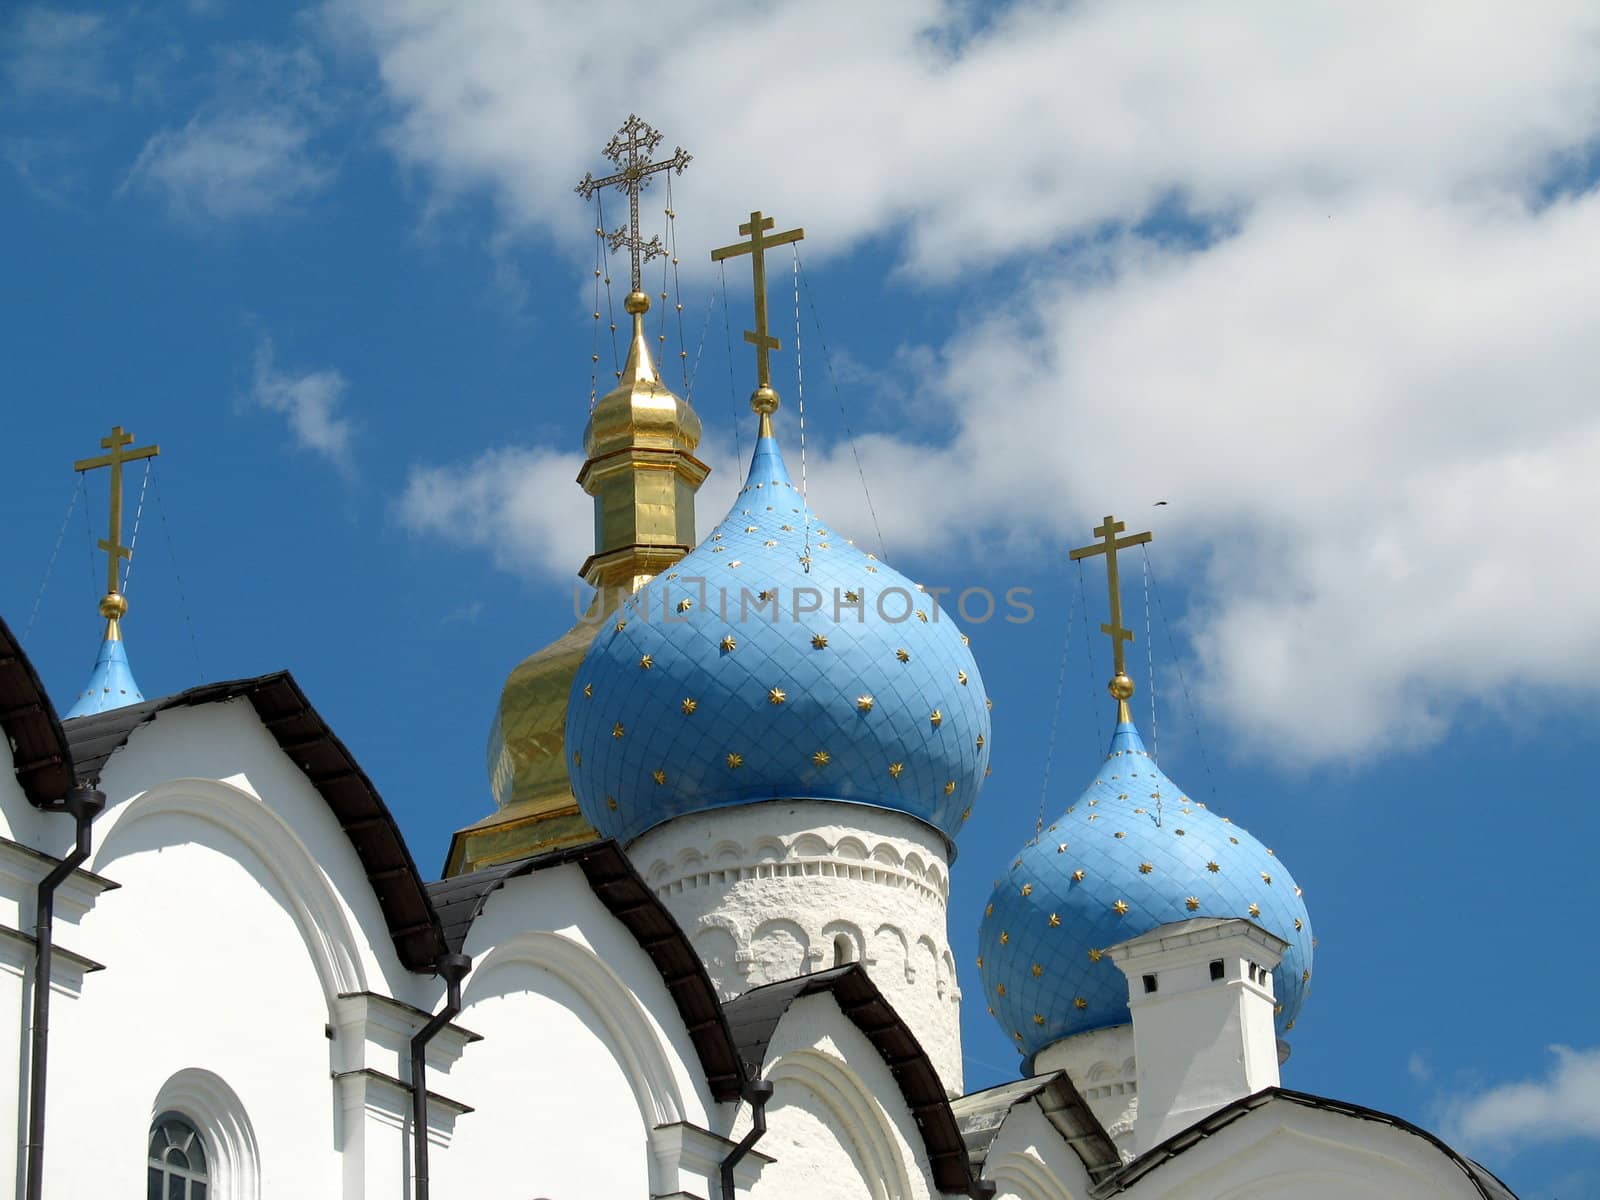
left=0, top=615, right=75, bottom=806
left=61, top=671, right=449, bottom=974
left=1092, top=1086, right=1519, bottom=1199
left=425, top=840, right=744, bottom=1104
left=954, top=1069, right=1122, bottom=1183
left=722, top=964, right=975, bottom=1194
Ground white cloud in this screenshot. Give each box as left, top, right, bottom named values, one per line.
left=340, top=0, right=1600, bottom=763
left=126, top=44, right=334, bottom=221
left=3, top=8, right=116, bottom=101
left=1446, top=1045, right=1600, bottom=1150
left=250, top=339, right=356, bottom=468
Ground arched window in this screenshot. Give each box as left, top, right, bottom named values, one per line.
left=149, top=1113, right=210, bottom=1199
left=832, top=934, right=855, bottom=966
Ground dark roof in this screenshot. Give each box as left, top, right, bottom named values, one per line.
left=723, top=965, right=974, bottom=1195
left=63, top=672, right=448, bottom=974
left=0, top=616, right=74, bottom=805
left=952, top=1071, right=1121, bottom=1184
left=1092, top=1087, right=1519, bottom=1199
left=426, top=840, right=743, bottom=1103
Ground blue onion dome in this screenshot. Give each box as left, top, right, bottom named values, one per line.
left=65, top=594, right=145, bottom=719
left=565, top=429, right=991, bottom=847
left=977, top=719, right=1313, bottom=1060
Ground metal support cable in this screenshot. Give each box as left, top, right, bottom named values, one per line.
left=1141, top=545, right=1217, bottom=801
left=24, top=476, right=83, bottom=643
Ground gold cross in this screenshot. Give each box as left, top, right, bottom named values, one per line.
left=711, top=210, right=805, bottom=431
left=1069, top=515, right=1152, bottom=710
left=575, top=115, right=692, bottom=294
left=74, top=424, right=159, bottom=601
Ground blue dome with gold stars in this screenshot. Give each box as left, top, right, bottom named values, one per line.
left=566, top=430, right=991, bottom=846
left=977, top=719, right=1313, bottom=1060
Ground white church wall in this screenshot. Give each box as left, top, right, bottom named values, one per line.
left=0, top=737, right=54, bottom=850
left=631, top=800, right=964, bottom=1095
left=980, top=1098, right=1093, bottom=1200
left=84, top=701, right=423, bottom=1004
left=51, top=800, right=346, bottom=1197
left=434, top=864, right=724, bottom=1199
left=1117, top=1100, right=1486, bottom=1200
left=735, top=991, right=939, bottom=1200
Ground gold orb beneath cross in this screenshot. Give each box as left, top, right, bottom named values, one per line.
left=624, top=290, right=651, bottom=315
left=750, top=385, right=780, bottom=415
left=99, top=592, right=128, bottom=620
left=1109, top=673, right=1136, bottom=700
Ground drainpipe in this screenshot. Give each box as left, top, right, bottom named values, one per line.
left=411, top=951, right=471, bottom=1200
left=718, top=1078, right=773, bottom=1200
left=969, top=1176, right=997, bottom=1199
left=24, top=784, right=105, bottom=1200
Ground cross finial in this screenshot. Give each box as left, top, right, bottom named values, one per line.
left=1069, top=514, right=1152, bottom=720
left=710, top=209, right=805, bottom=436
left=73, top=424, right=160, bottom=635
left=575, top=114, right=692, bottom=296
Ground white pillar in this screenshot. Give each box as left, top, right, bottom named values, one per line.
left=1106, top=917, right=1285, bottom=1153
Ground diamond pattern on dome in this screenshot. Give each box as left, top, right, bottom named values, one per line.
left=566, top=435, right=991, bottom=846
left=977, top=721, right=1313, bottom=1059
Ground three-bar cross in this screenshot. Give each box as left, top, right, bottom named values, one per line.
left=575, top=115, right=692, bottom=293
left=74, top=425, right=160, bottom=599
left=710, top=210, right=805, bottom=397
left=1069, top=515, right=1152, bottom=684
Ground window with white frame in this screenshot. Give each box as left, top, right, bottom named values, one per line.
left=149, top=1112, right=210, bottom=1199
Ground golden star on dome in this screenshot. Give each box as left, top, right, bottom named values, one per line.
left=1114, top=831, right=1126, bottom=839
left=1139, top=862, right=1154, bottom=874
left=997, top=983, right=1007, bottom=995
left=845, top=589, right=860, bottom=603
left=812, top=749, right=831, bottom=766
left=768, top=687, right=787, bottom=705
left=1071, top=870, right=1086, bottom=882
left=681, top=697, right=698, bottom=714
left=1074, top=997, right=1088, bottom=1010
left=976, top=955, right=983, bottom=967
left=999, top=931, right=1009, bottom=945
left=1087, top=947, right=1103, bottom=962
left=944, top=780, right=957, bottom=794
left=1020, top=882, right=1033, bottom=896
left=1112, top=900, right=1129, bottom=915
left=962, top=807, right=972, bottom=821
left=639, top=654, right=653, bottom=669
left=573, top=751, right=582, bottom=766
left=1206, top=861, right=1220, bottom=872
left=1049, top=913, right=1061, bottom=926
left=811, top=633, right=828, bottom=649
left=958, top=670, right=968, bottom=684
left=652, top=769, right=666, bottom=785
left=1033, top=1013, right=1045, bottom=1025
left=677, top=598, right=693, bottom=613
left=720, top=635, right=737, bottom=652
left=606, top=795, right=618, bottom=810
left=976, top=734, right=985, bottom=749
left=1302, top=969, right=1310, bottom=982
left=1185, top=896, right=1201, bottom=911
left=615, top=620, right=627, bottom=632
left=929, top=708, right=943, bottom=727
left=1248, top=903, right=1261, bottom=917
left=726, top=752, right=743, bottom=768
left=888, top=762, right=904, bottom=779
left=1261, top=872, right=1272, bottom=884
left=915, top=610, right=928, bottom=622
left=985, top=765, right=992, bottom=777
left=985, top=903, right=993, bottom=917
left=1174, top=828, right=1186, bottom=836
left=895, top=648, right=910, bottom=663
left=1031, top=963, right=1043, bottom=977
left=758, top=589, right=774, bottom=602
left=612, top=723, right=625, bottom=739
left=961, top=634, right=970, bottom=646
left=1294, top=918, right=1303, bottom=930
left=857, top=695, right=874, bottom=711
left=583, top=683, right=593, bottom=698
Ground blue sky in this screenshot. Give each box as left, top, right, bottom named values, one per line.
left=5, top=2, right=1600, bottom=1192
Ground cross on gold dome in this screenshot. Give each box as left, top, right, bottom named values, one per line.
left=575, top=114, right=692, bottom=296
left=73, top=424, right=159, bottom=634
left=1069, top=514, right=1151, bottom=719
left=711, top=209, right=805, bottom=436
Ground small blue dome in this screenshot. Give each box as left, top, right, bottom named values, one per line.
left=566, top=432, right=991, bottom=846
left=977, top=720, right=1313, bottom=1059
left=64, top=629, right=145, bottom=719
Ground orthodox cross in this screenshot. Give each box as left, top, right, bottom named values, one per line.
left=710, top=210, right=805, bottom=402
left=74, top=424, right=159, bottom=600
left=1069, top=515, right=1152, bottom=695
left=575, top=115, right=692, bottom=294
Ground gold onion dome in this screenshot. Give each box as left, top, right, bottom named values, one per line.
left=448, top=292, right=709, bottom=875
